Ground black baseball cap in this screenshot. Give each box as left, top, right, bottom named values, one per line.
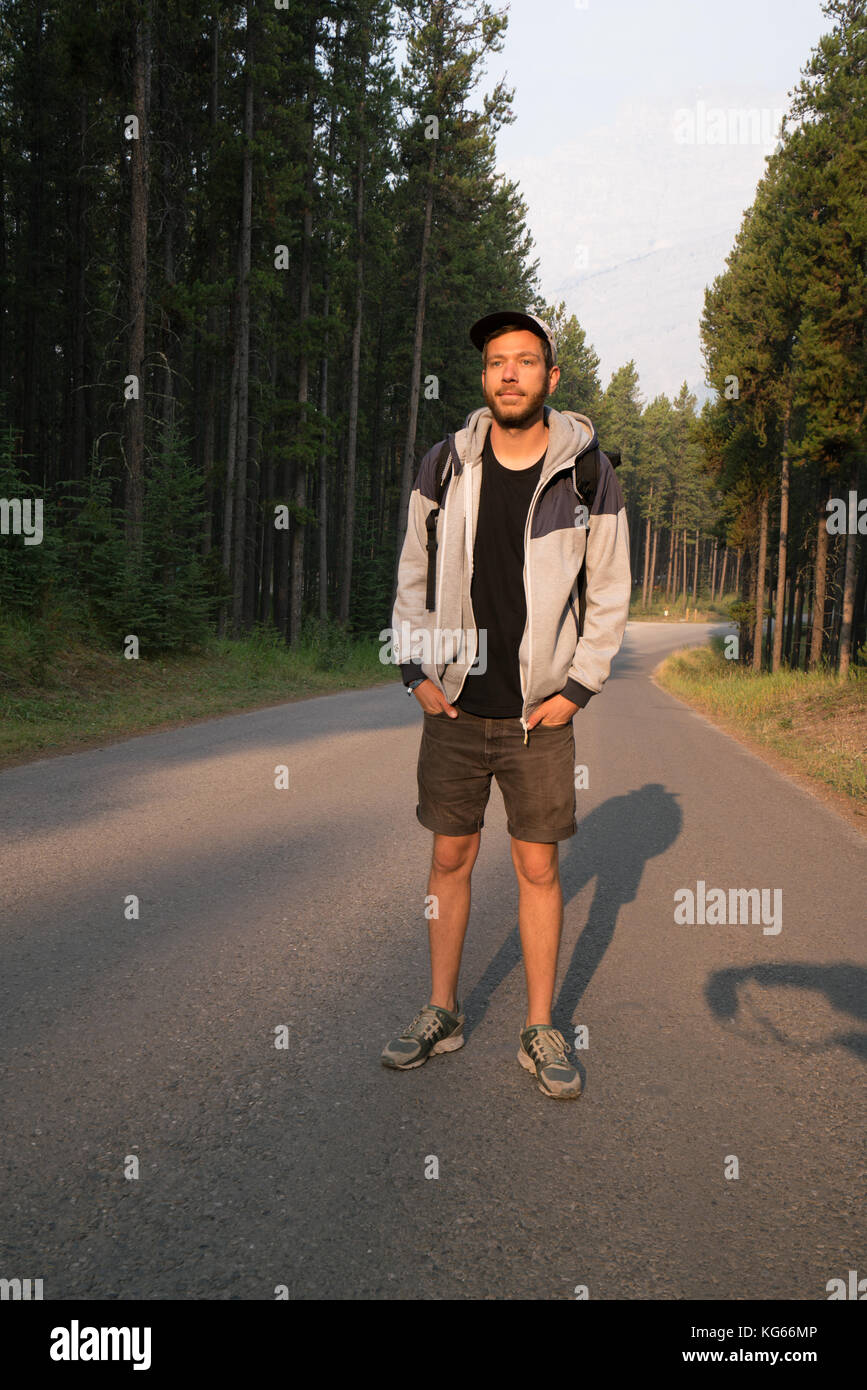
left=469, top=310, right=557, bottom=366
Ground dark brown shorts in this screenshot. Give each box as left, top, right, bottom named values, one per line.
left=416, top=706, right=577, bottom=842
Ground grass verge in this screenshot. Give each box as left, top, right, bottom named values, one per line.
left=654, top=638, right=867, bottom=825
left=0, top=625, right=399, bottom=767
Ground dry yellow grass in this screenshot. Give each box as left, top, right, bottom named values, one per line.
left=654, top=643, right=867, bottom=825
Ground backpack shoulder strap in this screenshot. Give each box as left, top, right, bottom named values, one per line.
left=575, top=445, right=620, bottom=632
left=424, top=439, right=453, bottom=612
left=574, top=444, right=621, bottom=509
left=574, top=446, right=600, bottom=508
left=434, top=438, right=451, bottom=503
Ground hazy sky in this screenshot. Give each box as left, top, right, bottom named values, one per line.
left=475, top=0, right=833, bottom=407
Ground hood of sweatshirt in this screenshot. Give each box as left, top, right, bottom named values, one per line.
left=456, top=403, right=597, bottom=477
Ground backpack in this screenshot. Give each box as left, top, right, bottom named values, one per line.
left=423, top=438, right=621, bottom=614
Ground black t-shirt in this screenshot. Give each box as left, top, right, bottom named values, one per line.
left=455, top=429, right=546, bottom=717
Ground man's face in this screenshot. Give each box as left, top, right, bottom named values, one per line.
left=481, top=329, right=559, bottom=428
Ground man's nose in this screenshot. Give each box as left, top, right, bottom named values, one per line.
left=502, top=361, right=518, bottom=380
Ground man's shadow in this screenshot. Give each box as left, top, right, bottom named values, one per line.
left=706, top=963, right=867, bottom=1062
left=463, top=783, right=680, bottom=1040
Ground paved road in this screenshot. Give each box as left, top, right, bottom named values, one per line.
left=1, top=622, right=864, bottom=1300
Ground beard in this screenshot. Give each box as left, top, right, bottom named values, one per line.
left=482, top=374, right=549, bottom=428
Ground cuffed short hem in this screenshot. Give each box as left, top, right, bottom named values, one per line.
left=416, top=804, right=484, bottom=836
left=506, top=819, right=577, bottom=843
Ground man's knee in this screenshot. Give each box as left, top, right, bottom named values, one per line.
left=510, top=838, right=559, bottom=886
left=431, top=830, right=480, bottom=875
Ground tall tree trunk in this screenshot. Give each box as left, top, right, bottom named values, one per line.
left=219, top=336, right=240, bottom=634
left=771, top=406, right=790, bottom=671
left=369, top=303, right=387, bottom=547
left=629, top=494, right=641, bottom=572
left=641, top=483, right=653, bottom=607
left=274, top=345, right=291, bottom=635
left=161, top=219, right=176, bottom=434
left=157, top=51, right=175, bottom=438
left=243, top=341, right=261, bottom=628
left=290, top=20, right=317, bottom=645
left=784, top=549, right=798, bottom=664
left=753, top=491, right=769, bottom=671
left=809, top=478, right=832, bottom=669
left=852, top=521, right=867, bottom=663
left=317, top=347, right=330, bottom=625
left=665, top=514, right=676, bottom=598
left=124, top=0, right=153, bottom=558
left=792, top=579, right=805, bottom=670
left=837, top=466, right=859, bottom=677
left=827, top=532, right=845, bottom=666
left=70, top=91, right=88, bottom=481
left=394, top=140, right=437, bottom=584
left=718, top=546, right=728, bottom=600
left=317, top=21, right=341, bottom=625
left=231, top=19, right=255, bottom=634
left=649, top=526, right=659, bottom=604
left=21, top=4, right=46, bottom=480
left=339, top=60, right=366, bottom=628
left=0, top=94, right=6, bottom=398
left=744, top=545, right=756, bottom=663
left=782, top=572, right=792, bottom=661
left=201, top=14, right=220, bottom=559
left=764, top=546, right=776, bottom=666
left=259, top=346, right=277, bottom=625
left=692, top=527, right=700, bottom=612
left=671, top=530, right=679, bottom=602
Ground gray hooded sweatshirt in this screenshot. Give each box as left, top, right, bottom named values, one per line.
left=391, top=403, right=631, bottom=741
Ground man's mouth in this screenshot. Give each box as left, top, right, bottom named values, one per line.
left=499, top=391, right=522, bottom=398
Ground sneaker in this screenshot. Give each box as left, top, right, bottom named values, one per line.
left=381, top=1001, right=465, bottom=1069
left=518, top=1024, right=582, bottom=1100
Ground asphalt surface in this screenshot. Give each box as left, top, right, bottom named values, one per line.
left=0, top=621, right=864, bottom=1300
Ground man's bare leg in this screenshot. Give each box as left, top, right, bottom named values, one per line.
left=427, top=830, right=481, bottom=1012
left=510, top=837, right=562, bottom=1027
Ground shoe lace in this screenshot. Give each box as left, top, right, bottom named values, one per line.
left=528, top=1027, right=570, bottom=1067
left=404, top=1006, right=445, bottom=1043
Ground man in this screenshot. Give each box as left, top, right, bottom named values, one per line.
left=383, top=309, right=630, bottom=1099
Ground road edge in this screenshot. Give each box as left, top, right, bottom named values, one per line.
left=649, top=663, right=867, bottom=843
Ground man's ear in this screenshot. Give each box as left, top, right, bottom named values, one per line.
left=547, top=365, right=561, bottom=395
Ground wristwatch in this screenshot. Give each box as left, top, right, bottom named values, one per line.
left=406, top=676, right=427, bottom=695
